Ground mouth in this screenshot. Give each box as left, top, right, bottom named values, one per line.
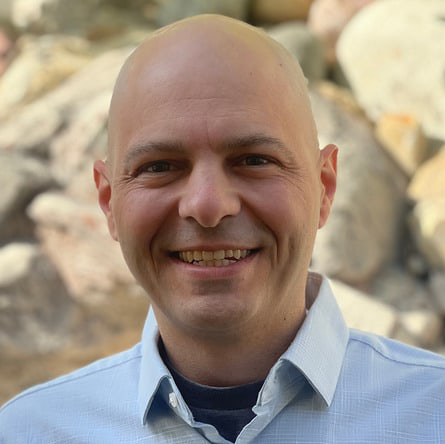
left=170, top=249, right=257, bottom=267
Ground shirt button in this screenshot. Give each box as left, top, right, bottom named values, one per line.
left=169, top=392, right=178, bottom=408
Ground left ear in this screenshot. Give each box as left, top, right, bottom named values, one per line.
left=318, top=144, right=338, bottom=229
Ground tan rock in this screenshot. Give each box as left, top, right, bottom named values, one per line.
left=410, top=198, right=445, bottom=270
left=0, top=35, right=91, bottom=119
left=27, top=192, right=136, bottom=302
left=395, top=310, right=443, bottom=348
left=407, top=147, right=445, bottom=202
left=330, top=279, right=397, bottom=337
left=375, top=113, right=427, bottom=177
left=251, top=0, right=313, bottom=23
left=308, top=0, right=375, bottom=63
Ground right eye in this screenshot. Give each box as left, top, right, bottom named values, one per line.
left=136, top=161, right=174, bottom=174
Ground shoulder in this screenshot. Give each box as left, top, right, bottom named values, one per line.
left=348, top=329, right=445, bottom=370
left=0, top=343, right=142, bottom=438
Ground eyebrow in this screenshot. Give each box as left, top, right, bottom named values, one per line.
left=123, top=133, right=293, bottom=169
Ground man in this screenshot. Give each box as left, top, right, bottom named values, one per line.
left=1, top=14, right=445, bottom=444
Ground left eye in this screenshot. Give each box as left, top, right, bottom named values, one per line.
left=138, top=161, right=173, bottom=174
left=242, top=155, right=269, bottom=166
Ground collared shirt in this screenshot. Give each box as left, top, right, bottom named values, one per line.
left=2, top=273, right=445, bottom=443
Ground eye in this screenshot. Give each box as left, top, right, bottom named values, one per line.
left=241, top=155, right=270, bottom=166
left=136, top=161, right=174, bottom=175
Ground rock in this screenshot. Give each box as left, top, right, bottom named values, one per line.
left=50, top=90, right=110, bottom=185
left=368, top=266, right=434, bottom=311
left=409, top=198, right=445, bottom=270
left=0, top=28, right=14, bottom=76
left=0, top=35, right=90, bottom=119
left=0, top=243, right=75, bottom=353
left=308, top=0, right=376, bottom=64
left=310, top=86, right=407, bottom=285
left=0, top=46, right=132, bottom=156
left=267, top=22, right=326, bottom=81
left=395, top=310, right=443, bottom=348
left=330, top=278, right=397, bottom=337
left=407, top=147, right=445, bottom=202
left=430, top=272, right=445, bottom=314
left=337, top=0, right=445, bottom=141
left=27, top=192, right=136, bottom=301
left=251, top=0, right=313, bottom=24
left=0, top=152, right=56, bottom=244
left=156, top=0, right=249, bottom=26
left=375, top=113, right=427, bottom=177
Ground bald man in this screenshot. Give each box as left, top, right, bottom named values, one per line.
left=2, top=15, right=445, bottom=444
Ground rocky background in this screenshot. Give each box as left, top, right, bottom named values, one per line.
left=1, top=0, right=444, bottom=404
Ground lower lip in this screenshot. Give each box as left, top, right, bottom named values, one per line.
left=170, top=252, right=258, bottom=279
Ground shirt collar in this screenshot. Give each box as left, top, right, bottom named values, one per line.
left=138, top=272, right=349, bottom=423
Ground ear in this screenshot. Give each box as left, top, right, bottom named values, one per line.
left=93, top=160, right=118, bottom=241
left=318, top=144, right=338, bottom=229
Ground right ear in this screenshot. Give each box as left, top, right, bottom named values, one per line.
left=94, top=160, right=118, bottom=241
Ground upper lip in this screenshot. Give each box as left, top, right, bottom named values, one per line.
left=170, top=246, right=257, bottom=252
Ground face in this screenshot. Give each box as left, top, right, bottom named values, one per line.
left=95, top=29, right=337, bottom=341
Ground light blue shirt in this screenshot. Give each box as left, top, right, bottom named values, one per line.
left=2, top=273, right=445, bottom=443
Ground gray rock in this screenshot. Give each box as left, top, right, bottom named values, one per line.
left=156, top=0, right=249, bottom=26
left=267, top=22, right=326, bottom=81
left=330, top=278, right=397, bottom=337
left=430, top=272, right=445, bottom=314
left=337, top=0, right=445, bottom=141
left=310, top=86, right=407, bottom=285
left=0, top=243, right=74, bottom=353
left=0, top=46, right=133, bottom=157
left=0, top=152, right=56, bottom=244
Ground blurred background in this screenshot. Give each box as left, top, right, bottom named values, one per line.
left=1, top=0, right=444, bottom=404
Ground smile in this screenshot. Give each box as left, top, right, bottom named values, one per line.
left=174, top=249, right=253, bottom=267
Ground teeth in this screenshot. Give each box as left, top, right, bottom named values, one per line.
left=176, top=249, right=252, bottom=265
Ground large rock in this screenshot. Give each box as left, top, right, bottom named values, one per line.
left=330, top=278, right=397, bottom=337
left=308, top=0, right=375, bottom=63
left=395, top=310, right=443, bottom=348
left=267, top=22, right=326, bottom=81
left=310, top=86, right=407, bottom=285
left=156, top=0, right=249, bottom=26
left=375, top=113, right=427, bottom=177
left=0, top=46, right=132, bottom=156
left=251, top=0, right=313, bottom=23
left=0, top=243, right=75, bottom=353
left=337, top=0, right=445, bottom=141
left=27, top=191, right=136, bottom=302
left=0, top=152, right=56, bottom=244
left=0, top=35, right=90, bottom=120
left=407, top=147, right=445, bottom=202
left=409, top=198, right=445, bottom=270
left=430, top=272, right=445, bottom=314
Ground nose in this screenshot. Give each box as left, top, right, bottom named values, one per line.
left=178, top=164, right=241, bottom=227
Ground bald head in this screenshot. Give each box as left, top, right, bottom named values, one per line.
left=107, top=14, right=318, bottom=165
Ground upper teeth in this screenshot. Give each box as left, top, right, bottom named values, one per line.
left=178, top=249, right=249, bottom=263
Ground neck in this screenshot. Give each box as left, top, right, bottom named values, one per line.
left=155, top=306, right=306, bottom=387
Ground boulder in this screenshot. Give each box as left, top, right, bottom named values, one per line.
left=0, top=34, right=90, bottom=120
left=267, top=22, right=326, bottom=81
left=0, top=243, right=75, bottom=353
left=156, top=0, right=249, bottom=26
left=375, top=113, right=427, bottom=177
left=395, top=310, right=443, bottom=348
left=409, top=198, right=445, bottom=270
left=27, top=191, right=136, bottom=302
left=407, top=147, right=445, bottom=202
left=251, top=0, right=313, bottom=24
left=0, top=152, right=56, bottom=244
left=310, top=86, right=407, bottom=285
left=430, top=272, right=445, bottom=314
left=0, top=45, right=132, bottom=156
left=308, top=0, right=376, bottom=64
left=337, top=0, right=445, bottom=141
left=330, top=278, right=397, bottom=337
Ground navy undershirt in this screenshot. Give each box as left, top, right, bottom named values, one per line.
left=159, top=340, right=263, bottom=443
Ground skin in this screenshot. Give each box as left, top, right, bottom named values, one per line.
left=94, top=14, right=337, bottom=386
